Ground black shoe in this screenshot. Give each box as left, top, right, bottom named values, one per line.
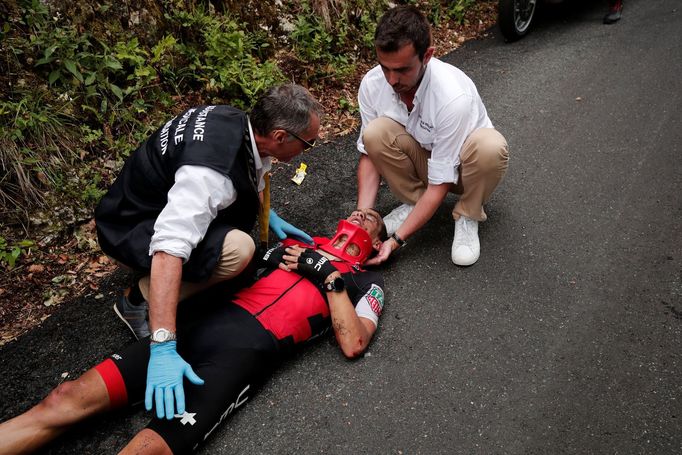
left=113, top=294, right=150, bottom=340
left=604, top=0, right=623, bottom=24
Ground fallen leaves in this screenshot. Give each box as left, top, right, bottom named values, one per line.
left=28, top=264, right=45, bottom=273
left=0, top=219, right=117, bottom=346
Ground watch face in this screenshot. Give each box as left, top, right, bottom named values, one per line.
left=152, top=328, right=175, bottom=342
left=327, top=277, right=345, bottom=292
left=335, top=277, right=345, bottom=290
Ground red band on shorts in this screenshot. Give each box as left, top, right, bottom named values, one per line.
left=94, top=358, right=128, bottom=408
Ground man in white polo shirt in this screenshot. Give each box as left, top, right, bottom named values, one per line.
left=356, top=5, right=509, bottom=266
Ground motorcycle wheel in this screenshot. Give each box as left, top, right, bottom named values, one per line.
left=498, top=0, right=538, bottom=41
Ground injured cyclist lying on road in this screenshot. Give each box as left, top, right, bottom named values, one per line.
left=0, top=209, right=388, bottom=454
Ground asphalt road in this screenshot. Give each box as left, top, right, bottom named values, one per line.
left=1, top=0, right=680, bottom=453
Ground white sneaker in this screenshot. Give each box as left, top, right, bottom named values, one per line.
left=451, top=216, right=480, bottom=266
left=383, top=203, right=414, bottom=236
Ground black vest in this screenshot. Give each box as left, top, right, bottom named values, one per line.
left=95, top=105, right=260, bottom=281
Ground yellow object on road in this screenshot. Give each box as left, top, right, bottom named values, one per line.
left=291, top=163, right=307, bottom=185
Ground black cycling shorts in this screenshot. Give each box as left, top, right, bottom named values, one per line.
left=95, top=302, right=280, bottom=453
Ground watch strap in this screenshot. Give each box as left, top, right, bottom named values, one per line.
left=150, top=328, right=177, bottom=344
left=391, top=232, right=407, bottom=248
left=324, top=276, right=345, bottom=292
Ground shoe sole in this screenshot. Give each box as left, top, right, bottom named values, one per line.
left=113, top=301, right=142, bottom=341
left=452, top=256, right=478, bottom=266
left=451, top=245, right=480, bottom=266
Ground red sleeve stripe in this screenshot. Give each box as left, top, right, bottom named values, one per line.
left=94, top=358, right=128, bottom=408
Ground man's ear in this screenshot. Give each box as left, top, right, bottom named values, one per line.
left=272, top=129, right=287, bottom=144
left=373, top=238, right=383, bottom=250
left=422, top=46, right=435, bottom=66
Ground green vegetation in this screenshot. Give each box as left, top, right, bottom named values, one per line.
left=0, top=236, right=34, bottom=269
left=0, top=0, right=484, bottom=268
left=422, top=0, right=476, bottom=25
left=288, top=1, right=387, bottom=83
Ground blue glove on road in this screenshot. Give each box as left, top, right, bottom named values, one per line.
left=269, top=209, right=313, bottom=244
left=145, top=341, right=204, bottom=419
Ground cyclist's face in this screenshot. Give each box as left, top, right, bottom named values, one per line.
left=347, top=209, right=383, bottom=240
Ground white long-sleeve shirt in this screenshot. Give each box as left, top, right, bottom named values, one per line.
left=149, top=119, right=270, bottom=261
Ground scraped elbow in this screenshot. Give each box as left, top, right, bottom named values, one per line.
left=340, top=337, right=368, bottom=359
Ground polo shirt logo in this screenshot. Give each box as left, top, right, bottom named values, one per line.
left=418, top=115, right=434, bottom=133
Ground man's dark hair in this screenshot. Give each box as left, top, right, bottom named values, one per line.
left=368, top=221, right=388, bottom=260
left=378, top=223, right=388, bottom=243
left=250, top=84, right=322, bottom=136
left=374, top=5, right=432, bottom=61
left=368, top=208, right=388, bottom=243
left=376, top=215, right=388, bottom=242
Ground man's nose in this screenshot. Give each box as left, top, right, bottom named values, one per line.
left=386, top=71, right=399, bottom=86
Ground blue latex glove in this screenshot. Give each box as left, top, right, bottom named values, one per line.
left=269, top=208, right=313, bottom=244
left=145, top=341, right=204, bottom=419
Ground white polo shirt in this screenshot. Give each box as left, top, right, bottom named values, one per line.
left=357, top=57, right=492, bottom=185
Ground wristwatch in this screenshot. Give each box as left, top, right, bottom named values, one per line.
left=324, top=276, right=346, bottom=293
left=150, top=328, right=177, bottom=344
left=391, top=232, right=407, bottom=248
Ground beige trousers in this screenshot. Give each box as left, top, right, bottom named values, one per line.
left=362, top=117, right=509, bottom=222
left=138, top=229, right=255, bottom=301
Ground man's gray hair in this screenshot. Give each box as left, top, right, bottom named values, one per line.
left=250, top=84, right=322, bottom=136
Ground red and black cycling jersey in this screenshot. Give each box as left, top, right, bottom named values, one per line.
left=95, top=237, right=384, bottom=453
left=232, top=237, right=384, bottom=352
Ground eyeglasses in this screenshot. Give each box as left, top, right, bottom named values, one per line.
left=287, top=130, right=316, bottom=151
